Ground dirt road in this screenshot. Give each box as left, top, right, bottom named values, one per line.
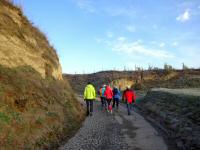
left=59, top=99, right=167, bottom=150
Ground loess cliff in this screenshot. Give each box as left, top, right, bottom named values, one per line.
left=0, top=0, right=85, bottom=149
left=0, top=0, right=62, bottom=80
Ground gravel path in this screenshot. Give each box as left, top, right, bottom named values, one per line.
left=59, top=100, right=167, bottom=150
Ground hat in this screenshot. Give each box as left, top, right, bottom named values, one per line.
left=126, top=86, right=131, bottom=89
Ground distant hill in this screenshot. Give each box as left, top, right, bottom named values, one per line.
left=0, top=0, right=84, bottom=149
left=64, top=70, right=136, bottom=94
left=64, top=69, right=200, bottom=94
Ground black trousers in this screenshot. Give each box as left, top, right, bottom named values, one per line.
left=100, top=97, right=106, bottom=108
left=86, top=99, right=93, bottom=114
left=113, top=98, right=119, bottom=108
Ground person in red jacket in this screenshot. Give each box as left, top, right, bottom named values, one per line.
left=123, top=86, right=136, bottom=115
left=104, top=85, right=113, bottom=114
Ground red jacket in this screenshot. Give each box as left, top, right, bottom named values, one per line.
left=104, top=86, right=113, bottom=99
left=124, top=89, right=136, bottom=103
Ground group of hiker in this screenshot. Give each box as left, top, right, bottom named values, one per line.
left=84, top=82, right=137, bottom=116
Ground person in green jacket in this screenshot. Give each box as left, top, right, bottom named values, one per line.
left=84, top=82, right=96, bottom=116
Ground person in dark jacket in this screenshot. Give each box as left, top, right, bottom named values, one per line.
left=112, top=86, right=120, bottom=109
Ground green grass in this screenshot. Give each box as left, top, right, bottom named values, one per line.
left=10, top=111, right=23, bottom=124
left=46, top=111, right=59, bottom=118
left=35, top=117, right=44, bottom=125
left=0, top=112, right=11, bottom=124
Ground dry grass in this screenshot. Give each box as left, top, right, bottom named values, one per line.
left=0, top=65, right=85, bottom=149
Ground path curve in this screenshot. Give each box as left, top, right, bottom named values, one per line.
left=60, top=100, right=167, bottom=150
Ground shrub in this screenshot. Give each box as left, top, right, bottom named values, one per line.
left=132, top=82, right=145, bottom=90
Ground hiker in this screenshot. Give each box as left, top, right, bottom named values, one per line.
left=84, top=82, right=96, bottom=116
left=98, top=85, right=106, bottom=109
left=112, top=86, right=121, bottom=109
left=123, top=86, right=136, bottom=115
left=104, top=85, right=113, bottom=113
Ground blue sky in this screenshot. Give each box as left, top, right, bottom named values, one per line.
left=14, top=0, right=200, bottom=74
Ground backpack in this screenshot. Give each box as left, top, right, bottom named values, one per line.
left=113, top=88, right=118, bottom=95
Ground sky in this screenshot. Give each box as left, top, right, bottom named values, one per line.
left=13, top=0, right=200, bottom=74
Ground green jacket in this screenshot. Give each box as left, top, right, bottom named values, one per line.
left=84, top=84, right=96, bottom=100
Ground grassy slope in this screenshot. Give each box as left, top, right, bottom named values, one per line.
left=137, top=90, right=200, bottom=149
left=0, top=65, right=85, bottom=149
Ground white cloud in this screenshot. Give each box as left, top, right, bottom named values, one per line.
left=150, top=41, right=165, bottom=48
left=75, top=0, right=95, bottom=13
left=159, top=42, right=165, bottom=48
left=111, top=39, right=174, bottom=59
left=172, top=42, right=178, bottom=46
left=126, top=25, right=136, bottom=32
left=106, top=31, right=113, bottom=38
left=176, top=9, right=190, bottom=22
left=95, top=38, right=103, bottom=43
left=117, top=37, right=126, bottom=41
left=74, top=1, right=137, bottom=17
left=104, top=5, right=135, bottom=17
left=150, top=41, right=157, bottom=45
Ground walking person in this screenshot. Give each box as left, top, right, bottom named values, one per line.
left=84, top=82, right=96, bottom=116
left=112, top=86, right=120, bottom=110
left=104, top=85, right=113, bottom=114
left=123, top=86, right=136, bottom=115
left=98, top=85, right=106, bottom=110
